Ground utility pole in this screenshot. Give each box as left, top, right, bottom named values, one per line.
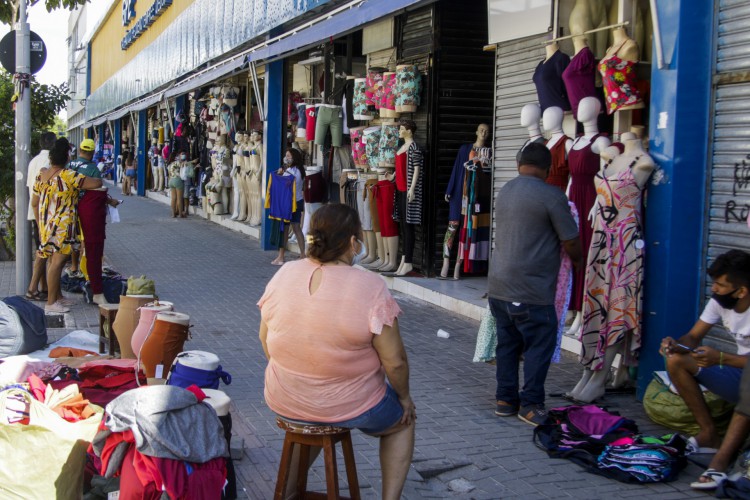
left=15, top=0, right=31, bottom=294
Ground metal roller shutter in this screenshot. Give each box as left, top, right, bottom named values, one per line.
left=430, top=0, right=495, bottom=276
left=491, top=34, right=546, bottom=246
left=396, top=4, right=435, bottom=273
left=707, top=0, right=750, bottom=269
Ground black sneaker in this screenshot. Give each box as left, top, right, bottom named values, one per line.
left=518, top=405, right=549, bottom=427
left=495, top=400, right=519, bottom=417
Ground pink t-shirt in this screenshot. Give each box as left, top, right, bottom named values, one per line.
left=258, top=259, right=402, bottom=422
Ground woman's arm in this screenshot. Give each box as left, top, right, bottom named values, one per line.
left=31, top=194, right=40, bottom=222
left=372, top=319, right=415, bottom=424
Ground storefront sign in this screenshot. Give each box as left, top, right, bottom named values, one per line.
left=121, top=0, right=172, bottom=50
left=122, top=0, right=137, bottom=26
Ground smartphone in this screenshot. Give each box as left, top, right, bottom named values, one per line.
left=674, top=342, right=696, bottom=352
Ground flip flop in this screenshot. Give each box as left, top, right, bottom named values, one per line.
left=686, top=436, right=719, bottom=455
left=690, top=468, right=727, bottom=490
left=24, top=290, right=41, bottom=301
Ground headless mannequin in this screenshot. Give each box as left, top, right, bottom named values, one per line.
left=395, top=126, right=421, bottom=276
left=376, top=169, right=400, bottom=273
left=156, top=145, right=166, bottom=192
left=568, top=136, right=654, bottom=403
left=230, top=132, right=246, bottom=220
left=360, top=172, right=381, bottom=266
left=246, top=131, right=263, bottom=226
left=236, top=132, right=250, bottom=221
left=442, top=123, right=491, bottom=280
left=602, top=27, right=644, bottom=112
left=569, top=0, right=608, bottom=58
left=208, top=134, right=230, bottom=215
left=545, top=42, right=560, bottom=62
left=568, top=96, right=611, bottom=336
left=608, top=1, right=645, bottom=60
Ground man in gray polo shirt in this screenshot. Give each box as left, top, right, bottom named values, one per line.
left=489, top=142, right=582, bottom=426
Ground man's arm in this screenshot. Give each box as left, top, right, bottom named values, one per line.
left=660, top=319, right=713, bottom=355
left=561, top=237, right=583, bottom=269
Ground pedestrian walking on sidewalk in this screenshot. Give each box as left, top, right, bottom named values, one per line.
left=489, top=142, right=582, bottom=426
left=259, top=204, right=415, bottom=500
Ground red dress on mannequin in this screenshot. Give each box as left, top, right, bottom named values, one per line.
left=567, top=134, right=603, bottom=311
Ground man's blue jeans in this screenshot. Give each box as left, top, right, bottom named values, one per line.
left=489, top=298, right=557, bottom=408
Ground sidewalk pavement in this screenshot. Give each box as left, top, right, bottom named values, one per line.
left=0, top=193, right=713, bottom=499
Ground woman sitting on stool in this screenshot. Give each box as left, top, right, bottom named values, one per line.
left=259, top=204, right=416, bottom=500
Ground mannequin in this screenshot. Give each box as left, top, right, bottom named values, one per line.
left=364, top=176, right=386, bottom=269
left=371, top=171, right=399, bottom=272
left=230, top=132, right=247, bottom=220
left=131, top=301, right=174, bottom=357
left=608, top=1, right=645, bottom=60
left=360, top=173, right=380, bottom=266
left=392, top=120, right=424, bottom=276
left=562, top=36, right=598, bottom=119
left=139, top=311, right=190, bottom=379
left=567, top=96, right=611, bottom=336
left=543, top=107, right=573, bottom=191
left=246, top=130, right=263, bottom=226
left=516, top=103, right=545, bottom=163
left=599, top=27, right=643, bottom=114
left=568, top=136, right=654, bottom=403
left=442, top=123, right=490, bottom=280
left=156, top=145, right=167, bottom=192
left=569, top=0, right=608, bottom=58
left=207, top=134, right=231, bottom=215
left=302, top=166, right=324, bottom=238
left=533, top=43, right=571, bottom=112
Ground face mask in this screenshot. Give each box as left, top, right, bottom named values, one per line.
left=180, top=155, right=186, bottom=161
left=283, top=157, right=292, bottom=166
left=351, top=239, right=368, bottom=266
left=713, top=289, right=740, bottom=309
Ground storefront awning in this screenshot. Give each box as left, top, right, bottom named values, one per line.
left=244, top=0, right=428, bottom=65
left=164, top=56, right=248, bottom=99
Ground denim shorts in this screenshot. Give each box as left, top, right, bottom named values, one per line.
left=287, top=385, right=403, bottom=435
left=695, top=365, right=743, bottom=404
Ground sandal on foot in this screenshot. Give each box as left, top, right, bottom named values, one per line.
left=686, top=436, right=719, bottom=455
left=690, top=469, right=727, bottom=490
left=25, top=290, right=42, bottom=301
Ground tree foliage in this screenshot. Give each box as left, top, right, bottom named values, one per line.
left=0, top=0, right=88, bottom=26
left=0, top=69, right=69, bottom=258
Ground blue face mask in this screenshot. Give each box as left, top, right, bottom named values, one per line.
left=351, top=239, right=368, bottom=266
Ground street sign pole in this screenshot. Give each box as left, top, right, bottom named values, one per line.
left=15, top=1, right=31, bottom=294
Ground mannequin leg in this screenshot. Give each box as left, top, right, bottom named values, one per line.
left=366, top=232, right=385, bottom=269
left=453, top=258, right=462, bottom=280
left=396, top=223, right=415, bottom=276
left=440, top=221, right=459, bottom=278
left=395, top=256, right=406, bottom=275
left=361, top=230, right=377, bottom=265
left=379, top=237, right=399, bottom=272
left=568, top=344, right=622, bottom=403
left=568, top=311, right=583, bottom=336
left=230, top=181, right=240, bottom=219
left=221, top=188, right=230, bottom=215
left=238, top=178, right=248, bottom=221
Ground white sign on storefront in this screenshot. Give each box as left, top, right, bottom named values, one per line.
left=487, top=0, right=552, bottom=44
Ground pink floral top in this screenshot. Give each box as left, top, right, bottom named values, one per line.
left=598, top=41, right=642, bottom=115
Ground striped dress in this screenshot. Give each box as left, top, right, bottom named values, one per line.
left=393, top=142, right=424, bottom=225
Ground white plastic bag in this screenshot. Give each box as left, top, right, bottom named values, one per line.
left=107, top=205, right=120, bottom=223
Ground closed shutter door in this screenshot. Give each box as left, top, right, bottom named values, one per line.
left=431, top=0, right=495, bottom=275
left=706, top=0, right=750, bottom=272
left=396, top=4, right=435, bottom=273
left=491, top=34, right=546, bottom=246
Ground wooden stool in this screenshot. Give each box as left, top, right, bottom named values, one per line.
left=98, top=303, right=120, bottom=355
left=274, top=417, right=360, bottom=500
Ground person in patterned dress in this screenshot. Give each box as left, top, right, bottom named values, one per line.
left=30, top=138, right=103, bottom=313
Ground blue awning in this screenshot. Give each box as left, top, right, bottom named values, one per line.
left=164, top=55, right=248, bottom=99
left=245, top=0, right=428, bottom=64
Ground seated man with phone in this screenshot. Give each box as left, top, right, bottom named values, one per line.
left=661, top=249, right=750, bottom=453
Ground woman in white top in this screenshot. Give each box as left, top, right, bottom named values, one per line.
left=272, top=148, right=307, bottom=265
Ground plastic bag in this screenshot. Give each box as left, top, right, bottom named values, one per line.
left=126, top=275, right=156, bottom=296
left=107, top=205, right=120, bottom=223
left=0, top=387, right=103, bottom=499
left=643, top=377, right=735, bottom=436
left=473, top=305, right=497, bottom=362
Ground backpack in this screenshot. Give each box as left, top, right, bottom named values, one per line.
left=534, top=405, right=687, bottom=484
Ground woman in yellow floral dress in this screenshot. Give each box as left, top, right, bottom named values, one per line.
left=30, top=138, right=102, bottom=313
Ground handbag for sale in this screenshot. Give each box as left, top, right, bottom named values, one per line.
left=126, top=275, right=156, bottom=297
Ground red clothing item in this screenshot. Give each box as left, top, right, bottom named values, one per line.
left=394, top=152, right=407, bottom=192
left=78, top=189, right=108, bottom=293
